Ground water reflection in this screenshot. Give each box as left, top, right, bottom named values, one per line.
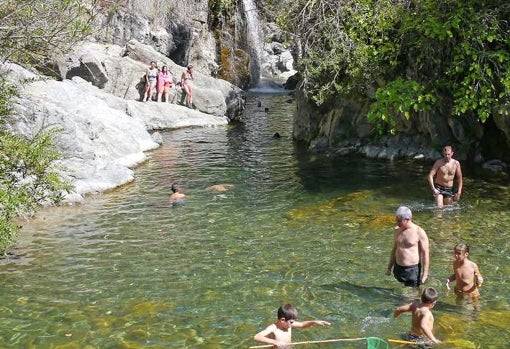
left=2, top=93, right=509, bottom=348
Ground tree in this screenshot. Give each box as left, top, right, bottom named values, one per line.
left=0, top=0, right=97, bottom=65
left=277, top=0, right=510, bottom=133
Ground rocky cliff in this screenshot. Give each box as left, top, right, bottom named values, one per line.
left=285, top=1, right=509, bottom=177
left=293, top=82, right=509, bottom=178
left=92, top=0, right=295, bottom=88
left=293, top=87, right=510, bottom=178
left=2, top=56, right=232, bottom=203
left=3, top=0, right=300, bottom=202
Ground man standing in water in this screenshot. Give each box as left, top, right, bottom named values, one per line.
left=386, top=206, right=430, bottom=287
left=428, top=145, right=463, bottom=207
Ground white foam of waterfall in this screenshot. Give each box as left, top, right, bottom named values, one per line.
left=242, top=0, right=263, bottom=86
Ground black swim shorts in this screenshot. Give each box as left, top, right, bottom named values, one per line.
left=434, top=184, right=456, bottom=198
left=401, top=332, right=431, bottom=349
left=393, top=263, right=421, bottom=287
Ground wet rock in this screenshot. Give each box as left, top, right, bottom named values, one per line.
left=481, top=159, right=508, bottom=178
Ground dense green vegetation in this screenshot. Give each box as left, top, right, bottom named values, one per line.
left=209, top=0, right=235, bottom=29
left=0, top=0, right=95, bottom=253
left=0, top=82, right=71, bottom=253
left=0, top=0, right=95, bottom=66
left=278, top=0, right=510, bottom=133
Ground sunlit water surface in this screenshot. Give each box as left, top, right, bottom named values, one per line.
left=2, top=93, right=510, bottom=348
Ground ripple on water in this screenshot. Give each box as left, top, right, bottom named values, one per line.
left=6, top=93, right=510, bottom=348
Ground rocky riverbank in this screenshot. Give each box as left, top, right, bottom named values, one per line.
left=2, top=40, right=246, bottom=203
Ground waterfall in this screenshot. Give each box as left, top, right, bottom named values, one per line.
left=242, top=0, right=263, bottom=87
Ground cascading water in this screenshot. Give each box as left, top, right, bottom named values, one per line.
left=242, top=0, right=263, bottom=87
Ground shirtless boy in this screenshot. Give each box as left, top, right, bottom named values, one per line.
left=253, top=304, right=331, bottom=347
left=446, top=243, right=483, bottom=300
left=394, top=287, right=441, bottom=344
left=169, top=182, right=186, bottom=206
left=428, top=145, right=463, bottom=207
left=386, top=206, right=430, bottom=287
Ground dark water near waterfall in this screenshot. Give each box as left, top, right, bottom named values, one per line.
left=2, top=92, right=509, bottom=348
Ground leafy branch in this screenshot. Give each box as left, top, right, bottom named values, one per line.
left=276, top=0, right=510, bottom=132
left=0, top=0, right=98, bottom=66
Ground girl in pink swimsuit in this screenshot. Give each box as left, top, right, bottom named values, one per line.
left=157, top=66, right=173, bottom=102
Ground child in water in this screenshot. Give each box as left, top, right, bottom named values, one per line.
left=394, top=287, right=441, bottom=344
left=169, top=183, right=186, bottom=206
left=253, top=304, right=331, bottom=347
left=446, top=243, right=483, bottom=301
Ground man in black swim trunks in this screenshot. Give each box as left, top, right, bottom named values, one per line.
left=428, top=145, right=463, bottom=207
left=386, top=206, right=430, bottom=287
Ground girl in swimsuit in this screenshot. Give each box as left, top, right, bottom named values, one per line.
left=143, top=61, right=159, bottom=102
left=180, top=64, right=194, bottom=107
left=157, top=66, right=173, bottom=102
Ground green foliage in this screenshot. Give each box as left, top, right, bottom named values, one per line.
left=0, top=79, right=71, bottom=254
left=399, top=0, right=510, bottom=124
left=368, top=77, right=437, bottom=134
left=0, top=0, right=96, bottom=65
left=209, top=0, right=234, bottom=29
left=0, top=0, right=88, bottom=253
left=278, top=0, right=402, bottom=105
left=278, top=0, right=510, bottom=132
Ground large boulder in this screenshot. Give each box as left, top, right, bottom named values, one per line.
left=1, top=62, right=229, bottom=202
left=52, top=40, right=246, bottom=121
left=293, top=84, right=510, bottom=165
left=94, top=1, right=218, bottom=75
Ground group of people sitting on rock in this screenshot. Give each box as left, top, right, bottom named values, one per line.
left=143, top=61, right=194, bottom=107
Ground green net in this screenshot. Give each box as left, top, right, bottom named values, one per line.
left=366, top=337, right=389, bottom=349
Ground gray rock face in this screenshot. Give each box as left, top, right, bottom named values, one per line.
left=54, top=41, right=246, bottom=121
left=481, top=159, right=508, bottom=179
left=262, top=42, right=296, bottom=80
left=293, top=87, right=510, bottom=167
left=2, top=62, right=229, bottom=203
left=94, top=1, right=218, bottom=76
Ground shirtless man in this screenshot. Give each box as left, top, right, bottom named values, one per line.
left=428, top=145, right=463, bottom=207
left=394, top=287, right=441, bottom=344
left=386, top=206, right=430, bottom=287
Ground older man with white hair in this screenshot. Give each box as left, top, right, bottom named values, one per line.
left=386, top=206, right=430, bottom=287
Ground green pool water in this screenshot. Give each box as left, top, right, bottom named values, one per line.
left=2, top=93, right=509, bottom=348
